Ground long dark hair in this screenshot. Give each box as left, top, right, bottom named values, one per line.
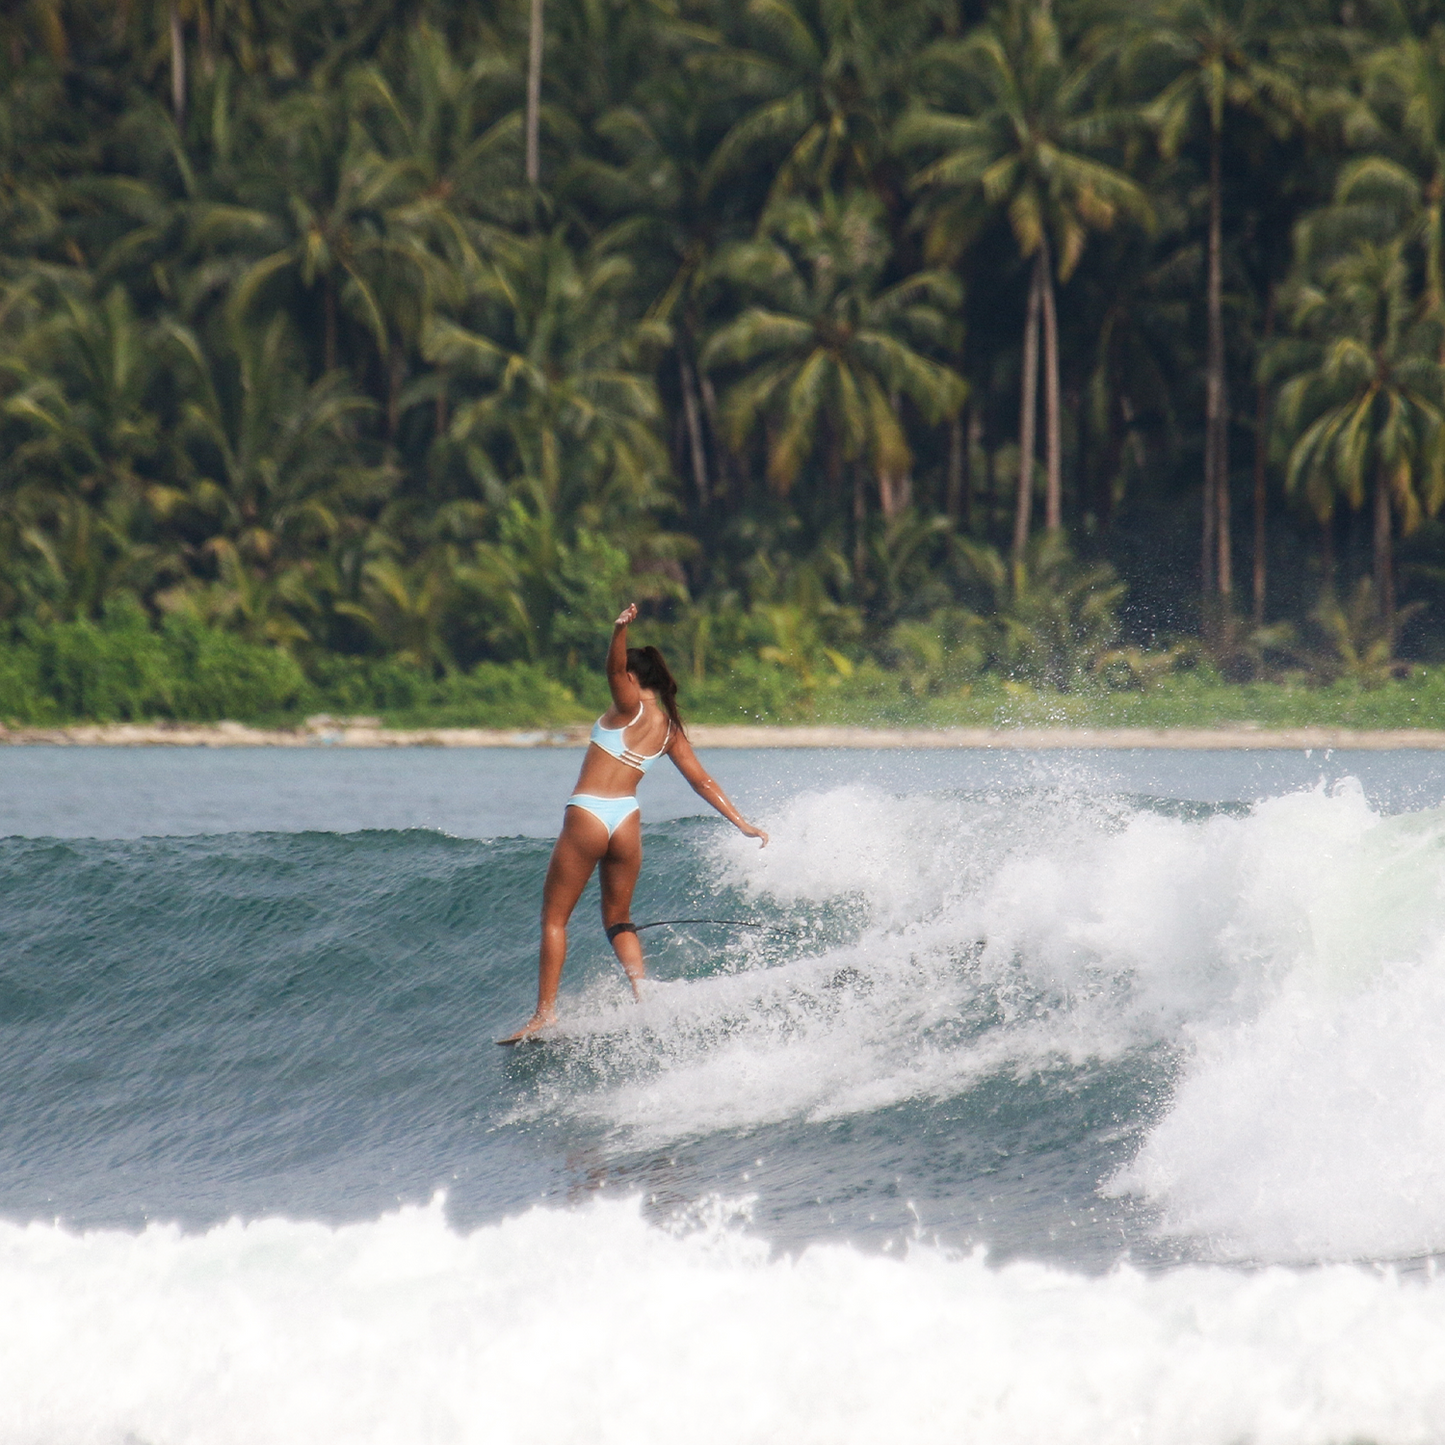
left=627, top=645, right=685, bottom=734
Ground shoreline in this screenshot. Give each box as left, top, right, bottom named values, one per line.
left=4, top=720, right=1445, bottom=750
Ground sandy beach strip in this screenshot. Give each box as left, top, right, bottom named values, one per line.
left=3, top=719, right=1445, bottom=749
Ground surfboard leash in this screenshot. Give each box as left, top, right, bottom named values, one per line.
left=634, top=917, right=802, bottom=936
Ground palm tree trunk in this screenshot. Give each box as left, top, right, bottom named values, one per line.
left=967, top=407, right=982, bottom=532
left=984, top=420, right=996, bottom=533
left=324, top=278, right=337, bottom=373
left=1374, top=466, right=1395, bottom=628
left=947, top=413, right=964, bottom=521
left=678, top=351, right=709, bottom=508
left=878, top=471, right=906, bottom=517
left=386, top=343, right=404, bottom=441
left=169, top=0, right=186, bottom=123
left=1205, top=126, right=1230, bottom=609
left=525, top=0, right=543, bottom=186
left=1320, top=511, right=1335, bottom=599
left=1201, top=132, right=1219, bottom=604
left=1216, top=426, right=1232, bottom=598
left=698, top=370, right=730, bottom=508
left=196, top=0, right=213, bottom=76
left=1429, top=186, right=1444, bottom=364
left=853, top=462, right=866, bottom=584
left=1040, top=238, right=1062, bottom=532
left=825, top=437, right=843, bottom=513
left=1014, top=250, right=1043, bottom=559
left=879, top=392, right=909, bottom=518
left=1201, top=432, right=1216, bottom=603
left=1252, top=285, right=1275, bottom=626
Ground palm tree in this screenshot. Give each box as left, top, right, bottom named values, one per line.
left=518, top=0, right=664, bottom=205
left=199, top=82, right=431, bottom=376
left=334, top=548, right=458, bottom=671
left=957, top=531, right=1126, bottom=690
left=0, top=283, right=177, bottom=619
left=1083, top=227, right=1195, bottom=528
left=0, top=489, right=167, bottom=626
left=456, top=500, right=668, bottom=670
left=355, top=22, right=525, bottom=244
left=1319, top=26, right=1445, bottom=353
left=903, top=0, right=1149, bottom=556
left=1273, top=241, right=1445, bottom=627
left=0, top=284, right=165, bottom=507
left=563, top=55, right=732, bottom=511
left=1123, top=0, right=1304, bottom=609
left=697, top=0, right=929, bottom=205
left=116, top=0, right=192, bottom=121
left=0, top=281, right=185, bottom=608
left=353, top=23, right=526, bottom=431
left=165, top=313, right=383, bottom=640
left=422, top=228, right=675, bottom=533
left=0, top=0, right=70, bottom=66
left=701, top=192, right=965, bottom=581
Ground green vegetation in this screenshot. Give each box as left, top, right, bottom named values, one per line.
left=0, top=603, right=585, bottom=725
left=5, top=0, right=1445, bottom=730
left=2, top=598, right=1442, bottom=731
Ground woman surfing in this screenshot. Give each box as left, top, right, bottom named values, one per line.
left=498, top=604, right=769, bottom=1044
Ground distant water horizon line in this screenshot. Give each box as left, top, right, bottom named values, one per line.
left=5, top=720, right=1445, bottom=750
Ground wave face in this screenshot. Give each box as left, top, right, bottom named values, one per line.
left=6, top=753, right=1445, bottom=1439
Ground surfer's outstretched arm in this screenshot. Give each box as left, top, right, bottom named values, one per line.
left=667, top=733, right=768, bottom=847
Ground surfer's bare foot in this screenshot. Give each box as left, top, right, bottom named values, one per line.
left=496, top=1011, right=556, bottom=1046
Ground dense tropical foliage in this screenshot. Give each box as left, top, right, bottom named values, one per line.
left=4, top=0, right=1445, bottom=724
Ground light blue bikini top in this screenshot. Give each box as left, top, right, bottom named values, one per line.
left=590, top=700, right=671, bottom=774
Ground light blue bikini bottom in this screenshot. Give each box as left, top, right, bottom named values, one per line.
left=566, top=793, right=640, bottom=838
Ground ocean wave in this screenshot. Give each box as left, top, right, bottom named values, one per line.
left=511, top=779, right=1445, bottom=1264
left=3, top=1193, right=1444, bottom=1445
left=8, top=776, right=1445, bottom=1272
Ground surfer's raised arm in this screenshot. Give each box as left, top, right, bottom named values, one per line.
left=667, top=732, right=769, bottom=847
left=604, top=603, right=642, bottom=716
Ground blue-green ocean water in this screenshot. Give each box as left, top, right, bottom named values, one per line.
left=6, top=745, right=1445, bottom=1444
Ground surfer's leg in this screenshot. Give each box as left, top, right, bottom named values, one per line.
left=600, top=810, right=644, bottom=999
left=499, top=808, right=605, bottom=1043
left=538, top=809, right=608, bottom=1010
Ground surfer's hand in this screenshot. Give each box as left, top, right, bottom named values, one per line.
left=614, top=603, right=637, bottom=627
left=741, top=823, right=769, bottom=848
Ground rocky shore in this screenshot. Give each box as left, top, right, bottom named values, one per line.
left=4, top=718, right=1445, bottom=749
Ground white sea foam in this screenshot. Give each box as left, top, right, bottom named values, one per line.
left=1109, top=950, right=1445, bottom=1262
left=1101, top=784, right=1445, bottom=1262
left=527, top=779, right=1445, bottom=1264
left=3, top=1193, right=1444, bottom=1445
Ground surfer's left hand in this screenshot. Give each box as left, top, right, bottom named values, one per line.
left=741, top=824, right=769, bottom=848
